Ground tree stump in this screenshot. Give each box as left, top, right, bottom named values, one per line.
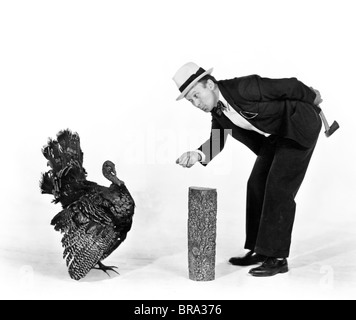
left=188, top=187, right=217, bottom=281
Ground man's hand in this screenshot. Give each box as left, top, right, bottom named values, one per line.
left=310, top=87, right=323, bottom=106
left=176, top=151, right=201, bottom=168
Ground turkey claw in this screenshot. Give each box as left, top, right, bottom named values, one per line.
left=94, top=262, right=120, bottom=277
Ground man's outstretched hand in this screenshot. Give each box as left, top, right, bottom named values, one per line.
left=176, top=151, right=201, bottom=168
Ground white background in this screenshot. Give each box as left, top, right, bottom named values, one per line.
left=0, top=0, right=355, bottom=300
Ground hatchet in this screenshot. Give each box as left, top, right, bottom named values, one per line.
left=319, top=109, right=340, bottom=137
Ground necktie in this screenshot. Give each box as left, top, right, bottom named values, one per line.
left=214, top=100, right=227, bottom=117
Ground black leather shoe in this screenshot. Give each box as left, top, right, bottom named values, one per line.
left=249, top=257, right=289, bottom=277
left=229, top=251, right=267, bottom=266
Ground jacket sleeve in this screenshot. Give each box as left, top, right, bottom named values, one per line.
left=197, top=117, right=230, bottom=166
left=255, top=75, right=317, bottom=105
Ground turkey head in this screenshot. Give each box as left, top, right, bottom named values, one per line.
left=102, top=161, right=124, bottom=186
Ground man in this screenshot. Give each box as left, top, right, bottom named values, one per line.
left=173, top=62, right=323, bottom=277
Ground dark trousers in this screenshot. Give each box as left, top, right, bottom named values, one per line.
left=245, top=136, right=318, bottom=258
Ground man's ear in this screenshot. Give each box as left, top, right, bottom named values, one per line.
left=206, top=79, right=216, bottom=91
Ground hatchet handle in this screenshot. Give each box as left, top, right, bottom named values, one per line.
left=319, top=110, right=330, bottom=131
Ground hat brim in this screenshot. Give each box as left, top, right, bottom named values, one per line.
left=176, top=68, right=214, bottom=101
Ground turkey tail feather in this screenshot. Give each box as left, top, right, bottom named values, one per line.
left=41, top=129, right=87, bottom=206
left=40, top=172, right=54, bottom=195
left=42, top=129, right=85, bottom=174
left=56, top=130, right=84, bottom=170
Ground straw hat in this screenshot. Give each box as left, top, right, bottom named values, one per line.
left=173, top=62, right=213, bottom=101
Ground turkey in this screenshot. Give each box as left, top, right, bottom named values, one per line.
left=40, top=129, right=135, bottom=281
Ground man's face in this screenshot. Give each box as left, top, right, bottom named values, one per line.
left=185, top=80, right=218, bottom=113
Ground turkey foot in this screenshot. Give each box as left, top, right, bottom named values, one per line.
left=94, top=262, right=120, bottom=277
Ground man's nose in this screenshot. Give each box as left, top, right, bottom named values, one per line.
left=193, top=100, right=202, bottom=109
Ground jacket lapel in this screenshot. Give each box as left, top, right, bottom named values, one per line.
left=218, top=82, right=259, bottom=121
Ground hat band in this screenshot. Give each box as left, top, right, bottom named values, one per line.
left=179, top=68, right=206, bottom=93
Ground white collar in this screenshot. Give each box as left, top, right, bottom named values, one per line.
left=218, top=90, right=231, bottom=111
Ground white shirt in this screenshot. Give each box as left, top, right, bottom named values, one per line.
left=219, top=92, right=270, bottom=137
left=197, top=91, right=269, bottom=162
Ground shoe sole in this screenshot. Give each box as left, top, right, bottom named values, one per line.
left=230, top=261, right=264, bottom=267
left=229, top=258, right=266, bottom=267
left=249, top=266, right=289, bottom=277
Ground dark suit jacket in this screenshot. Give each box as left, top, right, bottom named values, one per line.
left=198, top=75, right=322, bottom=165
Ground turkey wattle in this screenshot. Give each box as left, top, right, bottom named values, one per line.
left=40, top=130, right=135, bottom=281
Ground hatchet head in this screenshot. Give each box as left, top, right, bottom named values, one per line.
left=325, top=121, right=340, bottom=137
